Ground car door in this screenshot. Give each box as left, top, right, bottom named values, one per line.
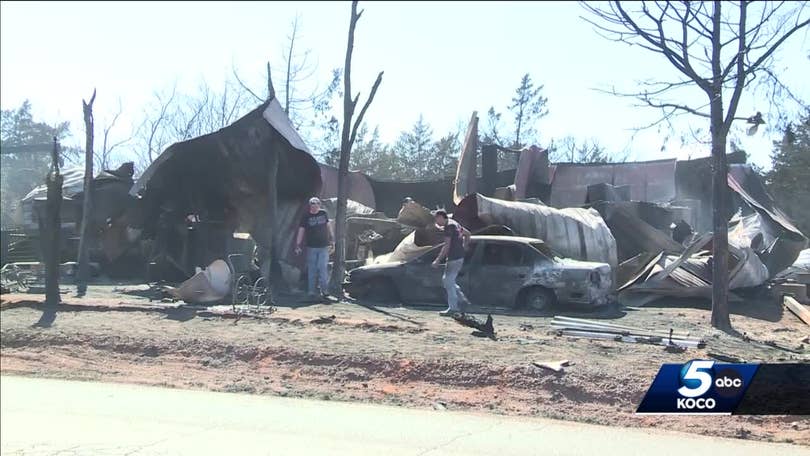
left=469, top=241, right=531, bottom=309
left=455, top=240, right=480, bottom=302
left=398, top=246, right=446, bottom=303
left=397, top=241, right=479, bottom=304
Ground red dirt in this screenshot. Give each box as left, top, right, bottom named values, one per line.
left=1, top=286, right=808, bottom=445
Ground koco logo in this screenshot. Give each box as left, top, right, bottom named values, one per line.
left=675, top=360, right=745, bottom=410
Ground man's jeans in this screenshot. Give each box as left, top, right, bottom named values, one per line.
left=443, top=258, right=470, bottom=311
left=306, top=247, right=330, bottom=295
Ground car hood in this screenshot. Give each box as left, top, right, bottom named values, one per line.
left=349, top=262, right=404, bottom=276
left=553, top=258, right=611, bottom=273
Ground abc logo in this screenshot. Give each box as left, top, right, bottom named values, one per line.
left=713, top=368, right=744, bottom=398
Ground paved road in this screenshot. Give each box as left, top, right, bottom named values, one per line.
left=1, top=376, right=807, bottom=456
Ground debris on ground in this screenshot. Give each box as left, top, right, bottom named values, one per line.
left=165, top=259, right=231, bottom=304
left=550, top=315, right=704, bottom=349
left=707, top=352, right=747, bottom=363
left=451, top=313, right=495, bottom=339
left=432, top=401, right=447, bottom=411
left=310, top=315, right=337, bottom=324
left=783, top=296, right=810, bottom=326
left=532, top=359, right=570, bottom=372
left=664, top=343, right=687, bottom=354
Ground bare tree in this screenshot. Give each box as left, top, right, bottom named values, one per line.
left=233, top=16, right=342, bottom=153
left=173, top=80, right=250, bottom=139
left=135, top=86, right=177, bottom=169
left=330, top=0, right=384, bottom=295
left=583, top=1, right=809, bottom=331
left=133, top=81, right=253, bottom=171
left=171, top=83, right=210, bottom=141
left=76, top=89, right=96, bottom=297
left=549, top=136, right=625, bottom=163
left=96, top=99, right=131, bottom=171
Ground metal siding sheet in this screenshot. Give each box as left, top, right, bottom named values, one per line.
left=612, top=159, right=676, bottom=203
left=318, top=164, right=376, bottom=209
left=550, top=159, right=677, bottom=208
left=550, top=164, right=614, bottom=208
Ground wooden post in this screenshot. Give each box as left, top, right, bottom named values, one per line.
left=76, top=89, right=96, bottom=296
left=36, top=137, right=63, bottom=327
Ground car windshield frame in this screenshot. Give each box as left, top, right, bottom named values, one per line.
left=529, top=241, right=561, bottom=261
left=412, top=245, right=443, bottom=264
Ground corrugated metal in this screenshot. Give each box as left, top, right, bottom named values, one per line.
left=471, top=194, right=617, bottom=270
left=261, top=98, right=311, bottom=154
left=453, top=112, right=479, bottom=204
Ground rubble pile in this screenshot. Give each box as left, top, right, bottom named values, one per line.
left=4, top=107, right=807, bottom=309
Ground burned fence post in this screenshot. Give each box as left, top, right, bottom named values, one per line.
left=36, top=137, right=63, bottom=326
left=76, top=89, right=97, bottom=296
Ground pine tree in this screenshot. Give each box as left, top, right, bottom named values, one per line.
left=508, top=73, right=548, bottom=149
left=766, top=113, right=810, bottom=236
left=1, top=101, right=74, bottom=227
left=394, top=115, right=434, bottom=180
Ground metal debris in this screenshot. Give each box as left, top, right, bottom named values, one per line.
left=551, top=316, right=704, bottom=349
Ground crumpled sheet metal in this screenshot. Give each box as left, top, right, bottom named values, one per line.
left=372, top=232, right=434, bottom=265
left=127, top=99, right=322, bottom=286
left=457, top=193, right=617, bottom=270
left=727, top=165, right=807, bottom=275
left=320, top=198, right=376, bottom=221
left=618, top=233, right=769, bottom=302
left=166, top=259, right=231, bottom=304
left=452, top=112, right=479, bottom=205
left=397, top=200, right=434, bottom=228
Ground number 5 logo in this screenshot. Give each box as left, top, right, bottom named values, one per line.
left=677, top=360, right=714, bottom=398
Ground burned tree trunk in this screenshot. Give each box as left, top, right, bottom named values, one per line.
left=708, top=5, right=731, bottom=331
left=330, top=1, right=383, bottom=296
left=583, top=1, right=809, bottom=331
left=710, top=127, right=731, bottom=330
left=76, top=90, right=96, bottom=296
left=36, top=138, right=63, bottom=327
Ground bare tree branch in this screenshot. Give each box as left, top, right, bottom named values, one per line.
left=723, top=1, right=748, bottom=132
left=98, top=99, right=131, bottom=170
left=349, top=71, right=384, bottom=148
left=231, top=65, right=264, bottom=103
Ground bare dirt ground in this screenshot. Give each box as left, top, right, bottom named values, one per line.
left=2, top=284, right=809, bottom=445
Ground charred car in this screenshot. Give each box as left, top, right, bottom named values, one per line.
left=344, top=235, right=613, bottom=310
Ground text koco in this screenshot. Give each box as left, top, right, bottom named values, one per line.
left=676, top=397, right=716, bottom=410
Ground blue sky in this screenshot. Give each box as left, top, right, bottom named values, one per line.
left=1, top=1, right=808, bottom=169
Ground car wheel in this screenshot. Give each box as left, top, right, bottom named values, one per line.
left=518, top=286, right=556, bottom=311
left=366, top=277, right=399, bottom=303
